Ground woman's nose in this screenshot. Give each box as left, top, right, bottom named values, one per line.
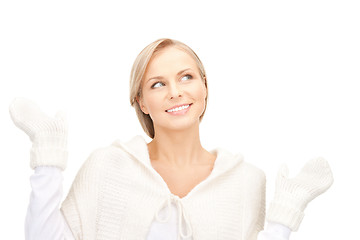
left=168, top=82, right=183, bottom=99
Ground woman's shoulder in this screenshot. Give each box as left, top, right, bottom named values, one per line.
left=214, top=147, right=265, bottom=182
left=241, top=161, right=266, bottom=182
left=79, top=135, right=149, bottom=169
left=86, top=135, right=147, bottom=158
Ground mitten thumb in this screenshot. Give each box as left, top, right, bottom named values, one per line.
left=277, top=164, right=289, bottom=180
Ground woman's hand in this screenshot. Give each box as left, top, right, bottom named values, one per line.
left=9, top=98, right=68, bottom=170
left=267, top=157, right=334, bottom=231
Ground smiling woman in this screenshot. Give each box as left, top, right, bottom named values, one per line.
left=130, top=38, right=208, bottom=139
left=136, top=45, right=207, bottom=139
left=9, top=38, right=334, bottom=240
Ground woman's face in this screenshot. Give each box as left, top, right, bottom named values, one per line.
left=138, top=46, right=207, bottom=134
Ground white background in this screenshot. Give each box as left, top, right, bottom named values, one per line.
left=1, top=0, right=359, bottom=239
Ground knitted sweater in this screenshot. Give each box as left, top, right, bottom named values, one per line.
left=60, top=135, right=266, bottom=240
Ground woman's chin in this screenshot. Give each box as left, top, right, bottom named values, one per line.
left=155, top=119, right=200, bottom=134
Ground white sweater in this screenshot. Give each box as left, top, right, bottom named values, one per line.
left=61, top=135, right=267, bottom=239
left=26, top=135, right=291, bottom=240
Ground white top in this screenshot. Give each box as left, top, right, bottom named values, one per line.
left=26, top=166, right=290, bottom=240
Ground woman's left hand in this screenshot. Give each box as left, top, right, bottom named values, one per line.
left=266, top=157, right=334, bottom=231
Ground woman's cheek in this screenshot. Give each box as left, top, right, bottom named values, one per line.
left=147, top=93, right=165, bottom=115
left=195, top=82, right=207, bottom=101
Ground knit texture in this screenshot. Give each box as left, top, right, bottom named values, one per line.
left=9, top=98, right=68, bottom=170
left=60, top=135, right=266, bottom=240
left=267, top=157, right=334, bottom=231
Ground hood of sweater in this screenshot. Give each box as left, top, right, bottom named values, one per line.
left=111, top=135, right=244, bottom=182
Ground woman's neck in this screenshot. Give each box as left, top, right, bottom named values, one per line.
left=147, top=124, right=210, bottom=168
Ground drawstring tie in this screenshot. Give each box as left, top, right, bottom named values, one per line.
left=155, top=194, right=193, bottom=239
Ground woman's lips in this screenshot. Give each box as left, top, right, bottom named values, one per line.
left=166, top=103, right=192, bottom=115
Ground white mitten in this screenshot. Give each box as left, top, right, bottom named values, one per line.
left=267, top=157, right=334, bottom=231
left=9, top=98, right=68, bottom=170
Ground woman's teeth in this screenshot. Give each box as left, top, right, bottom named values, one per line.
left=166, top=104, right=190, bottom=113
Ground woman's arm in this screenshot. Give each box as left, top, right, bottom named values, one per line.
left=26, top=167, right=75, bottom=240
left=255, top=169, right=291, bottom=240
left=9, top=98, right=74, bottom=239
left=257, top=222, right=291, bottom=240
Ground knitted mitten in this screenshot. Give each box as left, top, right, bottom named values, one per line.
left=267, top=157, right=334, bottom=231
left=9, top=98, right=68, bottom=170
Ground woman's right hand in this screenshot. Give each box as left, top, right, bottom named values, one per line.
left=9, top=98, right=68, bottom=170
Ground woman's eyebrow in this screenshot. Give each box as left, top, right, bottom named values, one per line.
left=146, top=68, right=192, bottom=83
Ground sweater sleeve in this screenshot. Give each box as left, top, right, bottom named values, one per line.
left=25, top=166, right=75, bottom=240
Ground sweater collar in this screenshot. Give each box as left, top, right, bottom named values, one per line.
left=113, top=135, right=151, bottom=166
left=112, top=135, right=244, bottom=178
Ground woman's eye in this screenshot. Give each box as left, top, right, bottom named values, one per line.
left=181, top=74, right=193, bottom=81
left=151, top=82, right=165, bottom=88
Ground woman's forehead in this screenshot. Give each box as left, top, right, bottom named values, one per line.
left=145, top=46, right=198, bottom=74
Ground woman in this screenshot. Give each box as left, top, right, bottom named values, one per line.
left=9, top=38, right=333, bottom=240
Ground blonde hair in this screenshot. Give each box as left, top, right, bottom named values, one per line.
left=129, top=38, right=208, bottom=139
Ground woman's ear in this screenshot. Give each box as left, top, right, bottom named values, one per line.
left=136, top=96, right=149, bottom=114
left=203, top=76, right=208, bottom=98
